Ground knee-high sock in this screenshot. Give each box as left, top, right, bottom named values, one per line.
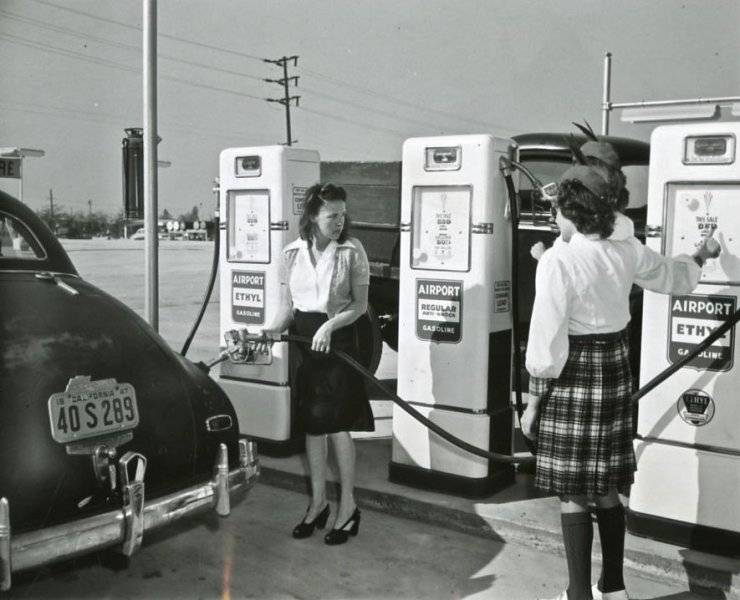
left=596, top=504, right=626, bottom=593
left=561, top=511, right=593, bottom=600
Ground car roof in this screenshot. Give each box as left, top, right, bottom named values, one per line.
left=512, top=132, right=650, bottom=166
left=0, top=189, right=77, bottom=275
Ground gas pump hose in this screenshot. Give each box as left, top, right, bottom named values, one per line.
left=203, top=308, right=740, bottom=466
left=181, top=214, right=220, bottom=357
left=278, top=309, right=740, bottom=465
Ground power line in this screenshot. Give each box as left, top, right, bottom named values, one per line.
left=25, top=0, right=508, bottom=131
left=4, top=7, right=445, bottom=134
left=28, top=0, right=265, bottom=61
left=0, top=9, right=269, bottom=85
left=0, top=33, right=272, bottom=103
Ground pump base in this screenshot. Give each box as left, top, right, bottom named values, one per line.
left=388, top=461, right=514, bottom=499
left=627, top=509, right=740, bottom=556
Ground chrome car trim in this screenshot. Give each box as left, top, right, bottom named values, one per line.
left=214, top=444, right=230, bottom=517
left=205, top=414, right=233, bottom=432
left=0, top=499, right=10, bottom=592
left=118, top=452, right=147, bottom=556
left=1, top=439, right=258, bottom=591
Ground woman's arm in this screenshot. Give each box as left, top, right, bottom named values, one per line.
left=311, top=282, right=368, bottom=353
left=262, top=282, right=295, bottom=337
left=311, top=242, right=370, bottom=353
left=632, top=233, right=720, bottom=295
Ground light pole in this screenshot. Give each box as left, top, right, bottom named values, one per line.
left=0, top=147, right=45, bottom=204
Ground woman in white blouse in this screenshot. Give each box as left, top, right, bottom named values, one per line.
left=262, top=183, right=373, bottom=546
left=521, top=165, right=720, bottom=600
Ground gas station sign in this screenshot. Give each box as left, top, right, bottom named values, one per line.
left=0, top=158, right=21, bottom=179
left=416, top=279, right=462, bottom=343
left=668, top=293, right=736, bottom=371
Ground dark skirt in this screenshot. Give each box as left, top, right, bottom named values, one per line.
left=534, top=329, right=635, bottom=497
left=290, top=310, right=375, bottom=435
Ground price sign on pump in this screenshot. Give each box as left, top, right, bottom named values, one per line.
left=411, top=185, right=471, bottom=272
left=227, top=189, right=270, bottom=263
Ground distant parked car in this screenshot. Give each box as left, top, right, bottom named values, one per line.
left=0, top=190, right=258, bottom=591
left=130, top=227, right=146, bottom=240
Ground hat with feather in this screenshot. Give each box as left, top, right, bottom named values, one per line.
left=559, top=135, right=611, bottom=198
left=572, top=120, right=621, bottom=170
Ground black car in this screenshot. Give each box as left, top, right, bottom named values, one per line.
left=0, top=190, right=258, bottom=591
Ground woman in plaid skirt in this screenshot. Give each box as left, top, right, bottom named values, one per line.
left=522, top=164, right=720, bottom=600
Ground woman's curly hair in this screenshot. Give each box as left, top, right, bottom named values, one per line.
left=556, top=179, right=615, bottom=239
left=584, top=156, right=630, bottom=213
left=298, top=183, right=351, bottom=246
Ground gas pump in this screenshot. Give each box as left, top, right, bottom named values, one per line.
left=629, top=122, right=740, bottom=551
left=390, top=135, right=517, bottom=496
left=214, top=146, right=319, bottom=446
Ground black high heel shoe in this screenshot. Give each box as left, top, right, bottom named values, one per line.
left=292, top=503, right=330, bottom=539
left=324, top=507, right=361, bottom=545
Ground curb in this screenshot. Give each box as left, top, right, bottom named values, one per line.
left=259, top=466, right=740, bottom=599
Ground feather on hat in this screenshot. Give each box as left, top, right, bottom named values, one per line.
left=572, top=120, right=621, bottom=170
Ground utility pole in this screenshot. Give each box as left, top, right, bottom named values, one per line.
left=88, top=199, right=92, bottom=216
left=48, top=188, right=54, bottom=233
left=264, top=55, right=300, bottom=146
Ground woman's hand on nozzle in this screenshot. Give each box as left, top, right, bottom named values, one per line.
left=257, top=328, right=279, bottom=354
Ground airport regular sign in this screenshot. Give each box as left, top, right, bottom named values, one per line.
left=0, top=158, right=21, bottom=179
left=416, top=278, right=462, bottom=343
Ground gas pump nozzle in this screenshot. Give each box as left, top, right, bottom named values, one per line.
left=498, top=156, right=558, bottom=222
left=224, top=329, right=273, bottom=365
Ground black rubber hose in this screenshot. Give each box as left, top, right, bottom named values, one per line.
left=280, top=334, right=535, bottom=466
left=181, top=219, right=220, bottom=357
left=500, top=159, right=538, bottom=456
left=631, top=306, right=740, bottom=404
left=208, top=306, right=739, bottom=467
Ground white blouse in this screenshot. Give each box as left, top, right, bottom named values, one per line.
left=279, top=237, right=370, bottom=317
left=526, top=213, right=701, bottom=380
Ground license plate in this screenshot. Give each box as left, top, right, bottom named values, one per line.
left=48, top=378, right=140, bottom=444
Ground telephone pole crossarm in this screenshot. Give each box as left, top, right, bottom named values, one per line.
left=264, top=55, right=300, bottom=146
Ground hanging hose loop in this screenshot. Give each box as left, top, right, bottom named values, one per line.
left=279, top=334, right=534, bottom=466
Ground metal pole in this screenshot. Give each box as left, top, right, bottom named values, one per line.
left=282, top=57, right=292, bottom=146
left=601, top=52, right=612, bottom=136
left=18, top=167, right=23, bottom=204
left=143, top=0, right=159, bottom=330
left=610, top=96, right=740, bottom=109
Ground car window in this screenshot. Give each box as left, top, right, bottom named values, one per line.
left=0, top=212, right=46, bottom=260
left=518, top=161, right=649, bottom=210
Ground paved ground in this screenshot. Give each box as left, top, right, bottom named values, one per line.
left=39, top=240, right=731, bottom=599
left=8, top=484, right=704, bottom=600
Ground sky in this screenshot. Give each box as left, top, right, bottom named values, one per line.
left=1, top=0, right=739, bottom=218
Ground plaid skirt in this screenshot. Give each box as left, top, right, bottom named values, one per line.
left=534, top=329, right=635, bottom=497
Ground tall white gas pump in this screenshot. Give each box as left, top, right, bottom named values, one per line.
left=215, top=146, right=319, bottom=446
left=629, top=122, right=740, bottom=551
left=390, top=135, right=517, bottom=496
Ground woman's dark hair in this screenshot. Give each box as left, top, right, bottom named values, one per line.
left=556, top=179, right=615, bottom=239
left=298, top=183, right=350, bottom=246
left=584, top=156, right=629, bottom=213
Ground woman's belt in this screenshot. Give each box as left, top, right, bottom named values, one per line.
left=568, top=328, right=628, bottom=344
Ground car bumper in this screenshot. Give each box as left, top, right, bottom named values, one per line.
left=1, top=439, right=259, bottom=591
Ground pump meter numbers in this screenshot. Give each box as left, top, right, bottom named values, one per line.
left=48, top=384, right=139, bottom=444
